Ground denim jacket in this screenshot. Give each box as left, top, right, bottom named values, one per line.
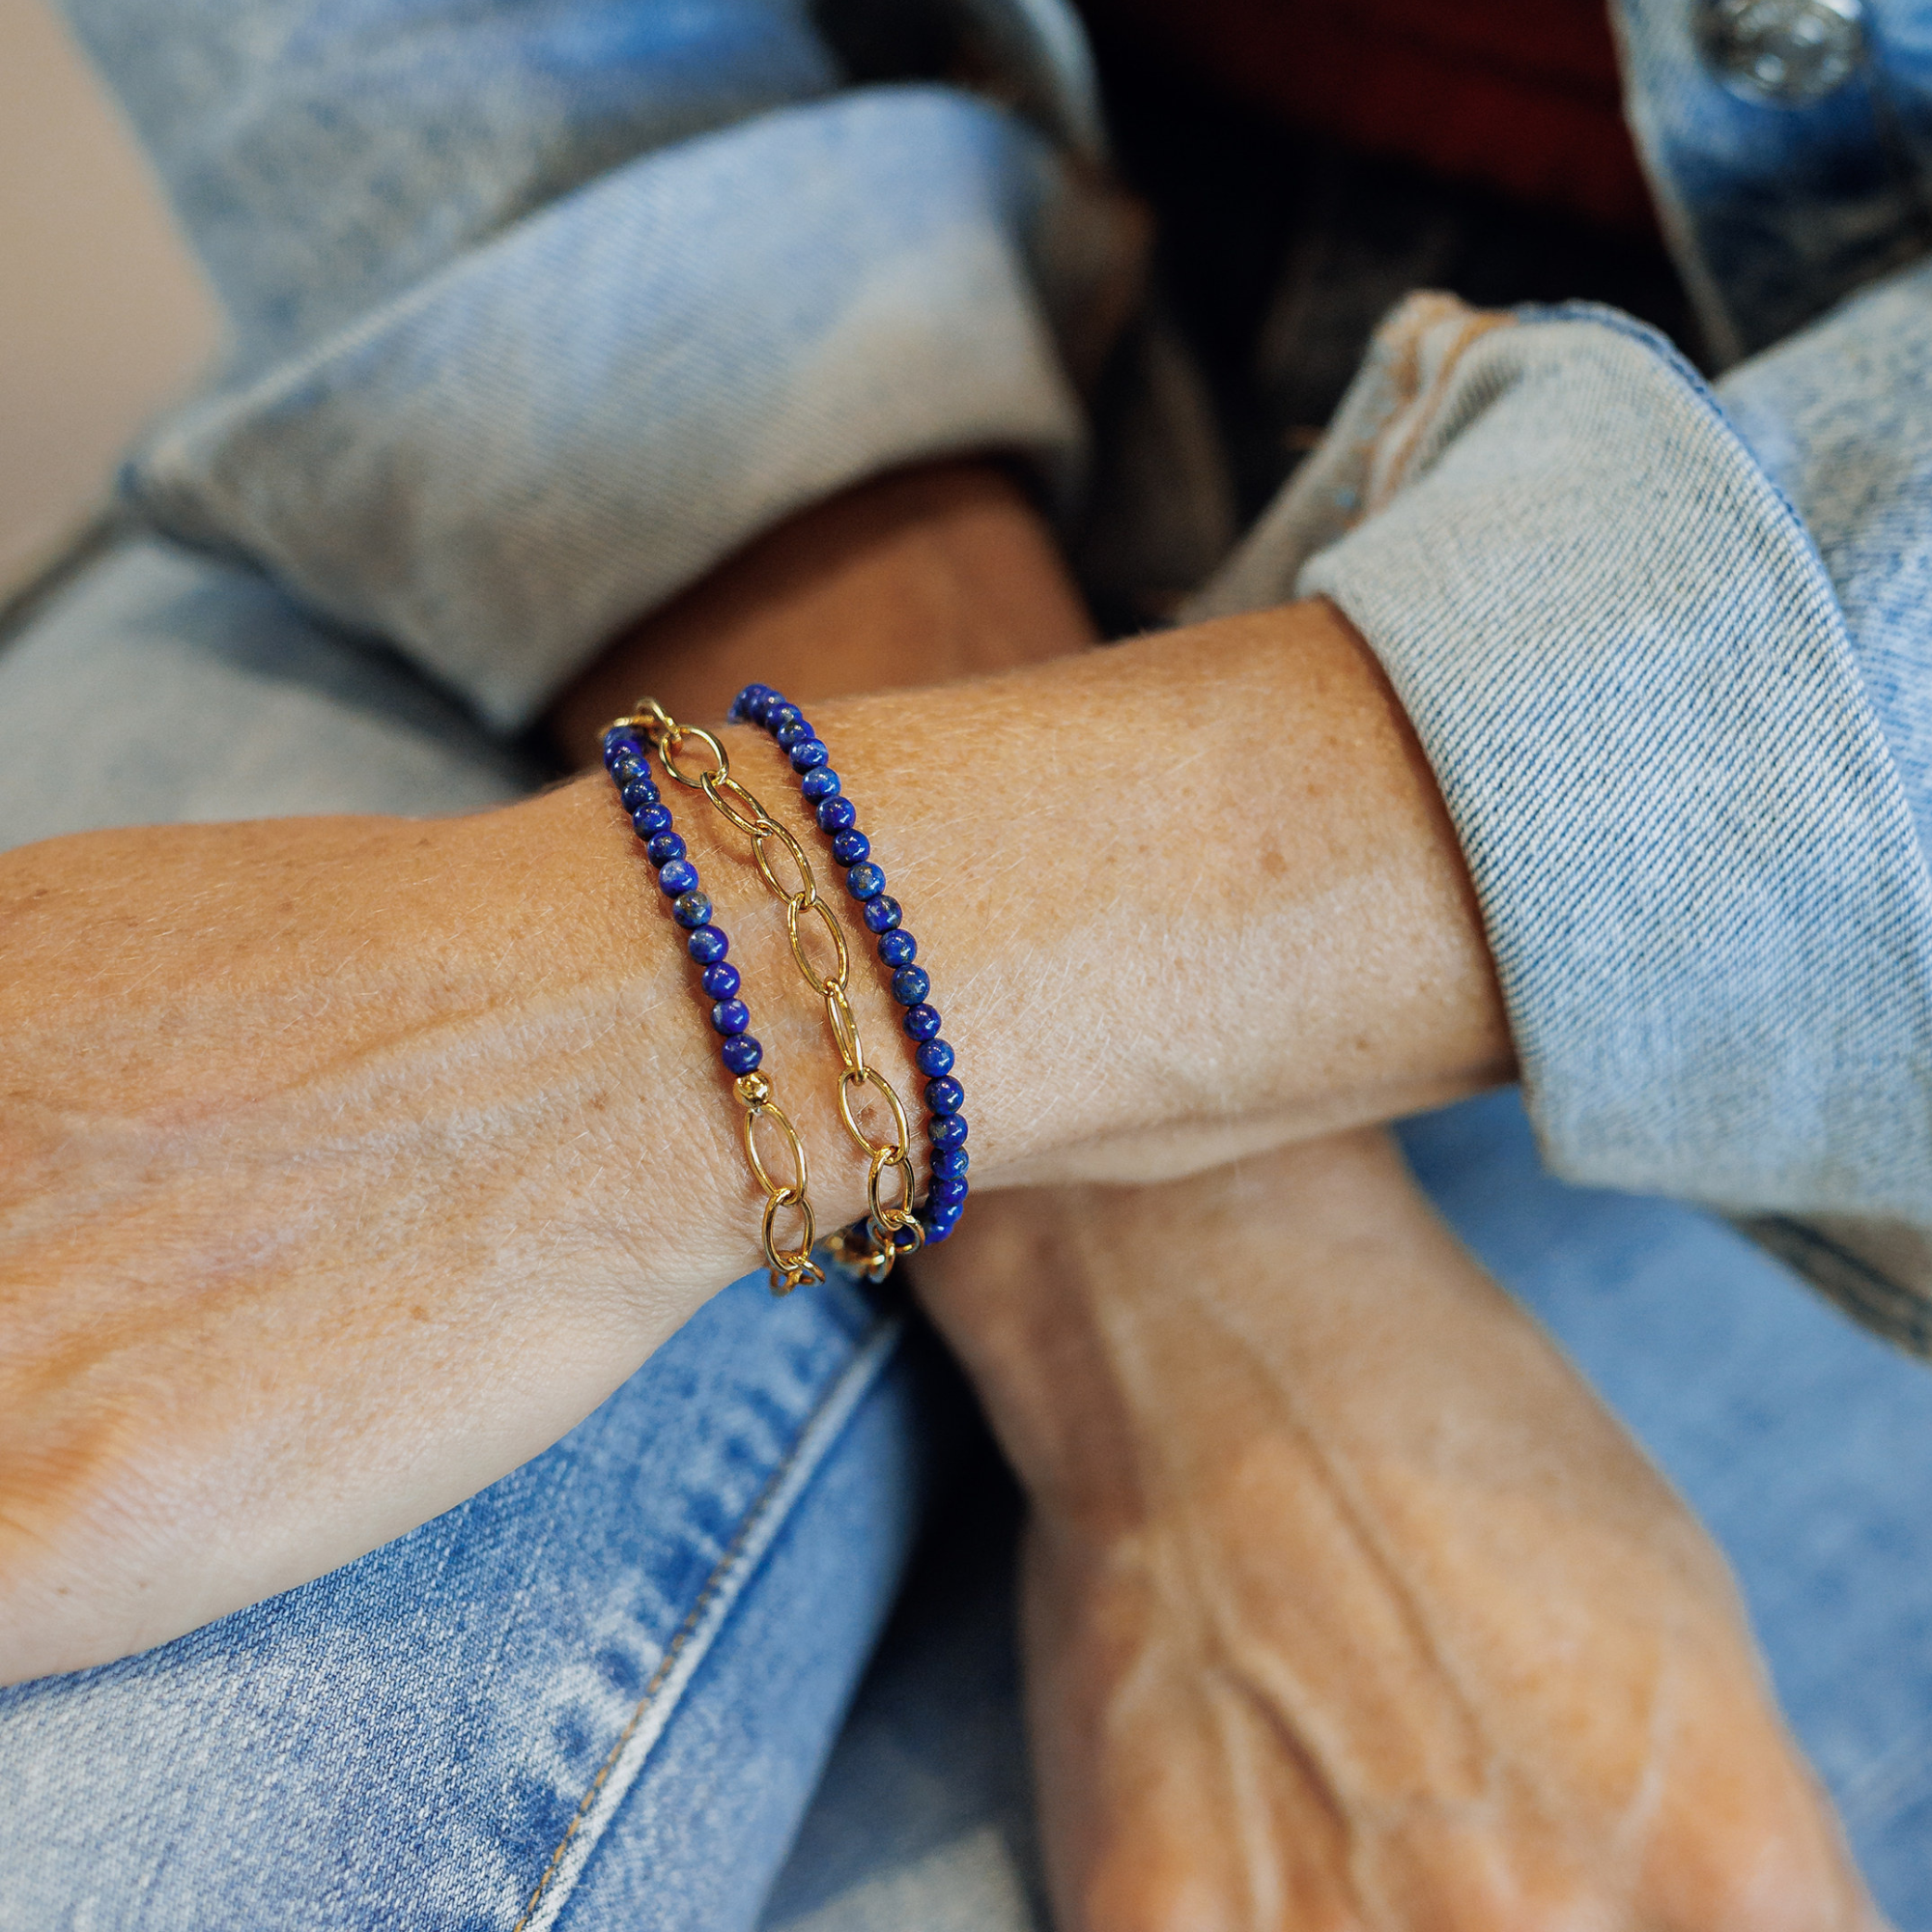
left=55, top=0, right=1932, bottom=1348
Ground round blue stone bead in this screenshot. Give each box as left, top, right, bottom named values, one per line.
left=931, top=1147, right=969, bottom=1179
left=774, top=715, right=810, bottom=750
left=816, top=796, right=857, bottom=834
left=831, top=829, right=870, bottom=866
left=925, top=1201, right=964, bottom=1235
left=863, top=895, right=902, bottom=934
left=721, top=1034, right=763, bottom=1075
left=603, top=732, right=640, bottom=770
left=902, top=1002, right=941, bottom=1041
left=731, top=684, right=772, bottom=721
left=753, top=691, right=784, bottom=726
left=687, top=924, right=728, bottom=965
left=892, top=965, right=930, bottom=1007
left=658, top=857, right=699, bottom=896
left=916, top=1037, right=953, bottom=1077
left=710, top=998, right=751, bottom=1037
left=877, top=929, right=917, bottom=969
left=930, top=1114, right=969, bottom=1150
left=634, top=803, right=674, bottom=839
left=846, top=862, right=886, bottom=901
left=620, top=774, right=659, bottom=812
left=923, top=1219, right=956, bottom=1244
left=672, top=889, right=713, bottom=928
left=645, top=832, right=686, bottom=867
left=700, top=961, right=740, bottom=1000
left=788, top=738, right=829, bottom=772
left=930, top=1178, right=970, bottom=1208
left=800, top=767, right=840, bottom=802
left=926, top=1075, right=964, bottom=1116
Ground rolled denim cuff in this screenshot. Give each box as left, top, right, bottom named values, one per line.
left=124, top=87, right=1093, bottom=729
left=1194, top=294, right=1932, bottom=1227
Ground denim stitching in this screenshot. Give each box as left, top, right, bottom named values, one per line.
left=510, top=1310, right=904, bottom=1931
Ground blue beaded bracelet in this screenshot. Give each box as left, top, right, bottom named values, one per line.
left=603, top=723, right=824, bottom=1293
left=729, top=682, right=969, bottom=1246
left=604, top=727, right=766, bottom=1076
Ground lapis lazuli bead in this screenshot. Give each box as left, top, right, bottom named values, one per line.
left=926, top=1075, right=964, bottom=1116
left=801, top=767, right=840, bottom=802
left=789, top=738, right=829, bottom=773
left=892, top=965, right=930, bottom=1007
left=774, top=712, right=809, bottom=749
left=831, top=829, right=870, bottom=866
left=863, top=895, right=902, bottom=934
left=846, top=862, right=886, bottom=901
left=604, top=732, right=640, bottom=770
left=672, top=888, right=712, bottom=928
left=816, top=796, right=857, bottom=834
left=721, top=1034, right=763, bottom=1075
left=688, top=925, right=728, bottom=965
left=645, top=832, right=685, bottom=867
left=620, top=774, right=660, bottom=813
left=700, top=960, right=740, bottom=1000
left=711, top=998, right=751, bottom=1036
left=930, top=1114, right=968, bottom=1150
left=930, top=1177, right=969, bottom=1208
left=931, top=1146, right=969, bottom=1179
left=878, top=929, right=917, bottom=968
left=751, top=691, right=782, bottom=726
left=634, top=803, right=674, bottom=839
left=902, top=1002, right=941, bottom=1041
left=731, top=684, right=773, bottom=721
left=925, top=1201, right=964, bottom=1235
left=916, top=1036, right=953, bottom=1076
left=609, top=746, right=642, bottom=779
left=658, top=857, right=699, bottom=896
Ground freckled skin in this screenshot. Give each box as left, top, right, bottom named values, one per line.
left=0, top=460, right=1870, bottom=1927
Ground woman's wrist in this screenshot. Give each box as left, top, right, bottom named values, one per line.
left=676, top=598, right=1512, bottom=1208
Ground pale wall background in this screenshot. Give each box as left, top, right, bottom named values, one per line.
left=0, top=0, right=218, bottom=596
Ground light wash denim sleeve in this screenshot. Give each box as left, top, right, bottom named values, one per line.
left=57, top=0, right=1121, bottom=727
left=1190, top=280, right=1932, bottom=1347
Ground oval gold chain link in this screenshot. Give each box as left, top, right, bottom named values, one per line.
left=751, top=820, right=814, bottom=904
left=761, top=1191, right=818, bottom=1293
left=838, top=1064, right=912, bottom=1162
left=741, top=1101, right=809, bottom=1207
left=785, top=894, right=849, bottom=996
left=700, top=770, right=772, bottom=838
left=822, top=981, right=866, bottom=1076
left=657, top=722, right=729, bottom=790
left=867, top=1146, right=922, bottom=1240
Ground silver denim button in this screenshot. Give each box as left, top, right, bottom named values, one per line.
left=1696, top=0, right=1867, bottom=104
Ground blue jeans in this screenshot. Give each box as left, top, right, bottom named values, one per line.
left=4, top=541, right=1932, bottom=1928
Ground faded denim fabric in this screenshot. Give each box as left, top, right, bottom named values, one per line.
left=1613, top=0, right=1932, bottom=363
left=56, top=0, right=1119, bottom=729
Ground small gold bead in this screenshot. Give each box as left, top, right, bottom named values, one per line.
left=735, top=1069, right=773, bottom=1107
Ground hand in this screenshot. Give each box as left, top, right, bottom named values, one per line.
left=916, top=1134, right=1881, bottom=1931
